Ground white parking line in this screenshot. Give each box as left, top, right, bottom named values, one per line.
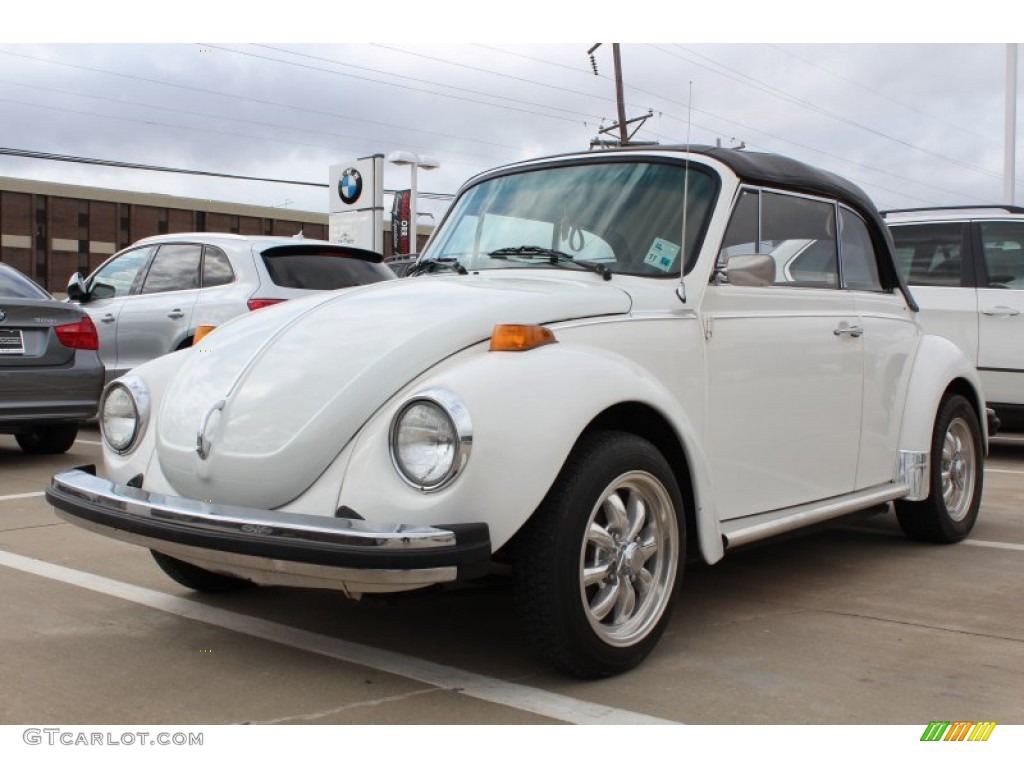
left=0, top=548, right=679, bottom=725
left=74, top=439, right=103, bottom=446
left=0, top=492, right=45, bottom=502
left=962, top=539, right=1024, bottom=552
left=987, top=467, right=1024, bottom=475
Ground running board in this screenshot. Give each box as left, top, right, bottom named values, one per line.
left=721, top=484, right=909, bottom=549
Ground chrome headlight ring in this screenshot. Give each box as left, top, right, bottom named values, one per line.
left=389, top=387, right=473, bottom=493
left=99, top=374, right=150, bottom=455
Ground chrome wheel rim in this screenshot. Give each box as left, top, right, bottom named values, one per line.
left=578, top=471, right=679, bottom=648
left=941, top=417, right=976, bottom=523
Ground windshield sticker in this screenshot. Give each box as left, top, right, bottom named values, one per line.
left=643, top=238, right=680, bottom=272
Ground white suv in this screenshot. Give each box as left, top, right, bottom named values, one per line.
left=884, top=206, right=1024, bottom=430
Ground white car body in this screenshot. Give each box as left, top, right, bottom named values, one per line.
left=49, top=147, right=988, bottom=677
left=885, top=206, right=1024, bottom=429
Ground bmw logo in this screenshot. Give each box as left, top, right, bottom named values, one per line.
left=339, top=168, right=363, bottom=205
left=0, top=309, right=6, bottom=322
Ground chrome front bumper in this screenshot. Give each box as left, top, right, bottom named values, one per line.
left=46, top=467, right=491, bottom=592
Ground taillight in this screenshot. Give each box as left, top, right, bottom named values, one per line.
left=247, top=298, right=287, bottom=311
left=55, top=314, right=99, bottom=350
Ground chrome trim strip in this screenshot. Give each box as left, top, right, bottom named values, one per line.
left=49, top=468, right=457, bottom=551
left=721, top=483, right=910, bottom=549
left=896, top=450, right=930, bottom=501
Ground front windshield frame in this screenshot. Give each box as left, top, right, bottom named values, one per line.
left=420, top=156, right=720, bottom=279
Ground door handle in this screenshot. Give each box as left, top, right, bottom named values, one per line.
left=100, top=313, right=116, bottom=324
left=167, top=309, right=185, bottom=319
left=833, top=324, right=864, bottom=338
left=982, top=306, right=1021, bottom=317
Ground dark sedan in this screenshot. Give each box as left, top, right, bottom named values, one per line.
left=0, top=262, right=103, bottom=454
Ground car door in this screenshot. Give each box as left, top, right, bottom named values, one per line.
left=975, top=219, right=1024, bottom=408
left=839, top=207, right=917, bottom=489
left=115, top=243, right=202, bottom=372
left=79, top=245, right=156, bottom=379
left=703, top=188, right=863, bottom=520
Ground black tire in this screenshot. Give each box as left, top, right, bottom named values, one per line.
left=151, top=550, right=253, bottom=593
left=15, top=423, right=79, bottom=455
left=894, top=394, right=983, bottom=543
left=513, top=431, right=684, bottom=678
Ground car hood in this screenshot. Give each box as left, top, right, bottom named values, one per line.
left=154, top=274, right=632, bottom=508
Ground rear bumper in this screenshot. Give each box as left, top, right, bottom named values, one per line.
left=46, top=467, right=492, bottom=592
left=0, top=352, right=103, bottom=427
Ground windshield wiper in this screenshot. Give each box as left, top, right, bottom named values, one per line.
left=407, top=256, right=468, bottom=276
left=488, top=246, right=612, bottom=281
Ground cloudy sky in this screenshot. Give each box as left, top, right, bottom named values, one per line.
left=2, top=5, right=1020, bottom=223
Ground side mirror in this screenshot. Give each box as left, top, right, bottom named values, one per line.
left=722, top=253, right=775, bottom=287
left=66, top=272, right=89, bottom=302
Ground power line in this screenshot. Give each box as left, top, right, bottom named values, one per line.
left=766, top=44, right=995, bottom=145
left=216, top=44, right=603, bottom=125
left=655, top=44, right=1008, bottom=183
left=0, top=47, right=527, bottom=157
left=0, top=78, right=513, bottom=167
left=0, top=147, right=455, bottom=200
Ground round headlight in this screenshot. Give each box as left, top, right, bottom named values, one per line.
left=100, top=376, right=149, bottom=454
left=390, top=389, right=472, bottom=492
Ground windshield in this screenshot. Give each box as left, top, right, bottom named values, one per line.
left=422, top=159, right=718, bottom=277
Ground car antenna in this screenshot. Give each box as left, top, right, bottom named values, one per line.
left=677, top=80, right=694, bottom=306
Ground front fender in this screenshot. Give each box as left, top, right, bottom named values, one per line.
left=336, top=340, right=723, bottom=562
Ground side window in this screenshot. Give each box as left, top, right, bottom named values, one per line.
left=888, top=222, right=965, bottom=287
left=979, top=221, right=1024, bottom=289
left=139, top=244, right=202, bottom=295
left=761, top=192, right=837, bottom=288
left=89, top=246, right=154, bottom=300
left=839, top=208, right=883, bottom=292
left=202, top=246, right=235, bottom=288
left=718, top=189, right=760, bottom=262
left=719, top=188, right=837, bottom=288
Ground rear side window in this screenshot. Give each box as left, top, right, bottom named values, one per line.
left=889, top=222, right=966, bottom=287
left=839, top=208, right=883, bottom=292
left=979, top=220, right=1024, bottom=289
left=140, top=244, right=202, bottom=294
left=202, top=246, right=234, bottom=288
left=0, top=265, right=50, bottom=299
left=261, top=250, right=394, bottom=289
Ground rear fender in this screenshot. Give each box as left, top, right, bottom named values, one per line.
left=897, top=334, right=986, bottom=500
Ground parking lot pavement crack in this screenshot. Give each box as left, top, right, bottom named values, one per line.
left=241, top=686, right=454, bottom=725
left=798, top=607, right=1023, bottom=644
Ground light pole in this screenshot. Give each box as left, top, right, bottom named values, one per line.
left=387, top=151, right=439, bottom=254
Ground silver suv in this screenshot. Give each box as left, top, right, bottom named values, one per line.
left=884, top=206, right=1024, bottom=429
left=67, top=233, right=395, bottom=383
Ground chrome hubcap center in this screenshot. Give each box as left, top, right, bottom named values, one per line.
left=616, top=541, right=644, bottom=578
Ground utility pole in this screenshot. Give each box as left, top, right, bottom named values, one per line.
left=588, top=43, right=655, bottom=148
left=1006, top=43, right=1018, bottom=205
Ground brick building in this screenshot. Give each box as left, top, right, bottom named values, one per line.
left=0, top=176, right=337, bottom=292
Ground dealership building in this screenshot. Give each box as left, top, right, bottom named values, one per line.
left=0, top=176, right=427, bottom=292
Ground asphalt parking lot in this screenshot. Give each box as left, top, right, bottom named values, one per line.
left=1, top=425, right=1021, bottom=726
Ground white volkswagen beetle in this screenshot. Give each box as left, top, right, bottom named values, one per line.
left=48, top=146, right=988, bottom=678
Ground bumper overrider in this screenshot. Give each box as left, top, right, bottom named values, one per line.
left=46, top=467, right=492, bottom=593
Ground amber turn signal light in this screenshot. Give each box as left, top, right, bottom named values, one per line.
left=193, top=325, right=217, bottom=345
left=489, top=324, right=557, bottom=352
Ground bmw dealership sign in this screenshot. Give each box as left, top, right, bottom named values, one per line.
left=329, top=155, right=383, bottom=253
